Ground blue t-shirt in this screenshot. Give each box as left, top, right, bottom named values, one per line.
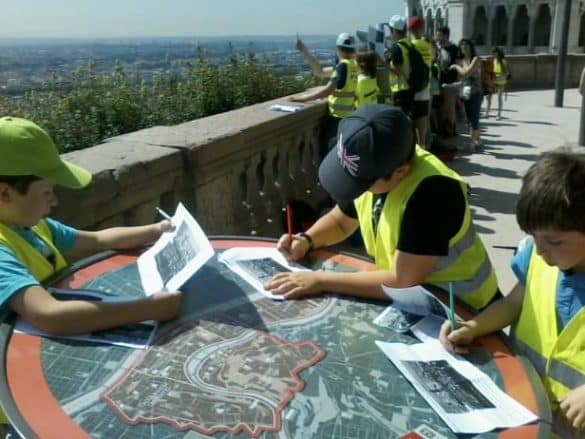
left=329, top=62, right=347, bottom=89
left=511, top=236, right=585, bottom=330
left=0, top=218, right=77, bottom=310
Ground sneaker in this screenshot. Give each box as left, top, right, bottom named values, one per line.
left=496, top=115, right=502, bottom=121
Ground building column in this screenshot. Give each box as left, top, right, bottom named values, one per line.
left=527, top=7, right=535, bottom=53
left=507, top=6, right=515, bottom=53
left=447, top=0, right=465, bottom=42
left=551, top=0, right=564, bottom=52
left=486, top=6, right=494, bottom=47
left=568, top=0, right=582, bottom=52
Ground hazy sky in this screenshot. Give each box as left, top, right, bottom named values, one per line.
left=0, top=0, right=405, bottom=38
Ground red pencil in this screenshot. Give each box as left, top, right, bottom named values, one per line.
left=286, top=203, right=293, bottom=238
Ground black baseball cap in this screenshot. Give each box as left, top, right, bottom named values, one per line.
left=318, top=105, right=414, bottom=203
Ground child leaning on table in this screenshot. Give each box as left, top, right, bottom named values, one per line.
left=0, top=116, right=182, bottom=407
left=440, top=147, right=585, bottom=437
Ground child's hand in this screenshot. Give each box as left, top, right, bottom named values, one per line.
left=559, top=384, right=585, bottom=433
left=439, top=319, right=479, bottom=354
left=150, top=220, right=174, bottom=242
left=289, top=95, right=306, bottom=103
left=150, top=291, right=182, bottom=322
left=276, top=233, right=311, bottom=261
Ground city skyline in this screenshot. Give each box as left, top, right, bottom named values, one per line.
left=1, top=0, right=404, bottom=39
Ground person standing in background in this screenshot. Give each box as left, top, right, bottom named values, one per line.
left=436, top=26, right=459, bottom=138
left=355, top=51, right=380, bottom=109
left=408, top=16, right=432, bottom=148
left=386, top=15, right=415, bottom=117
left=291, top=33, right=358, bottom=158
left=450, top=38, right=484, bottom=152
left=488, top=47, right=510, bottom=121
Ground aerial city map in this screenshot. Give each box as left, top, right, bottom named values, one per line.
left=38, top=255, right=501, bottom=438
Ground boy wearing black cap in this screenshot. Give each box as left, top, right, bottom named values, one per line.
left=291, top=33, right=358, bottom=157
left=0, top=117, right=181, bottom=337
left=266, top=105, right=499, bottom=312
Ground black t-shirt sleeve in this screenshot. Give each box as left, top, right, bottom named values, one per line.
left=397, top=176, right=466, bottom=256
left=447, top=44, right=460, bottom=62
left=389, top=43, right=403, bottom=66
left=330, top=62, right=348, bottom=89
left=338, top=200, right=358, bottom=218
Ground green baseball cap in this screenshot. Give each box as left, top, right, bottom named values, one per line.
left=0, top=117, right=92, bottom=188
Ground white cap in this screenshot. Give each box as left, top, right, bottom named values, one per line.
left=388, top=15, right=407, bottom=32
left=336, top=32, right=356, bottom=49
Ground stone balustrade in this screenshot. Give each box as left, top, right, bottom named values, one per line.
left=53, top=53, right=585, bottom=237
left=54, top=96, right=328, bottom=238
left=490, top=54, right=585, bottom=90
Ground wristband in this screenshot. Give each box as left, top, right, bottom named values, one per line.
left=296, top=232, right=314, bottom=250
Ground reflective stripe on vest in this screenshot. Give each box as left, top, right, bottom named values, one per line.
left=0, top=220, right=68, bottom=282
left=354, top=147, right=498, bottom=310
left=328, top=58, right=358, bottom=118
left=355, top=74, right=379, bottom=109
left=389, top=39, right=411, bottom=93
left=512, top=249, right=585, bottom=405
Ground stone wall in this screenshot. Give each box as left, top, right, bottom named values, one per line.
left=54, top=96, right=328, bottom=238
left=496, top=54, right=585, bottom=90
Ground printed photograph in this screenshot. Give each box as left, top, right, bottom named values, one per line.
left=237, top=257, right=292, bottom=285
left=401, top=359, right=495, bottom=413
left=376, top=306, right=424, bottom=333
left=155, top=222, right=199, bottom=285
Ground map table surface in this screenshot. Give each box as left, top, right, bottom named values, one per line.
left=0, top=238, right=551, bottom=439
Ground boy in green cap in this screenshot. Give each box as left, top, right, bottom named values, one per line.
left=0, top=117, right=181, bottom=341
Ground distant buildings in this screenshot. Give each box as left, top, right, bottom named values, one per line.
left=405, top=0, right=584, bottom=54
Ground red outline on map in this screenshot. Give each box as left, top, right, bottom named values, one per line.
left=101, top=331, right=326, bottom=437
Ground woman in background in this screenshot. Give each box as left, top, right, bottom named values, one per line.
left=487, top=47, right=510, bottom=120
left=449, top=38, right=484, bottom=152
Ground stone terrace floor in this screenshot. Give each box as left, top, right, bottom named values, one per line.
left=451, top=88, right=582, bottom=293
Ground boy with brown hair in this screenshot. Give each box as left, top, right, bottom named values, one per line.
left=440, top=148, right=585, bottom=437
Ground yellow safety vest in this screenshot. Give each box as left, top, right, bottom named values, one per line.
left=389, top=38, right=411, bottom=93
left=353, top=147, right=498, bottom=310
left=412, top=38, right=432, bottom=94
left=0, top=220, right=68, bottom=424
left=512, top=249, right=585, bottom=416
left=328, top=58, right=358, bottom=118
left=355, top=74, right=380, bottom=109
left=412, top=38, right=433, bottom=67
left=0, top=220, right=68, bottom=283
left=493, top=59, right=507, bottom=86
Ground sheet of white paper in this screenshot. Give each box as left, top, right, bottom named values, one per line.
left=14, top=289, right=157, bottom=349
left=381, top=285, right=451, bottom=318
left=375, top=340, right=538, bottom=434
left=410, top=313, right=446, bottom=342
left=268, top=104, right=302, bottom=113
left=137, top=203, right=215, bottom=295
left=376, top=285, right=460, bottom=335
left=219, top=247, right=309, bottom=301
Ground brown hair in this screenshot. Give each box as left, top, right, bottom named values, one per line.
left=356, top=51, right=377, bottom=78
left=0, top=175, right=41, bottom=194
left=516, top=147, right=585, bottom=233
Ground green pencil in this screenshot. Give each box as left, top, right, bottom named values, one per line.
left=448, top=282, right=457, bottom=331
